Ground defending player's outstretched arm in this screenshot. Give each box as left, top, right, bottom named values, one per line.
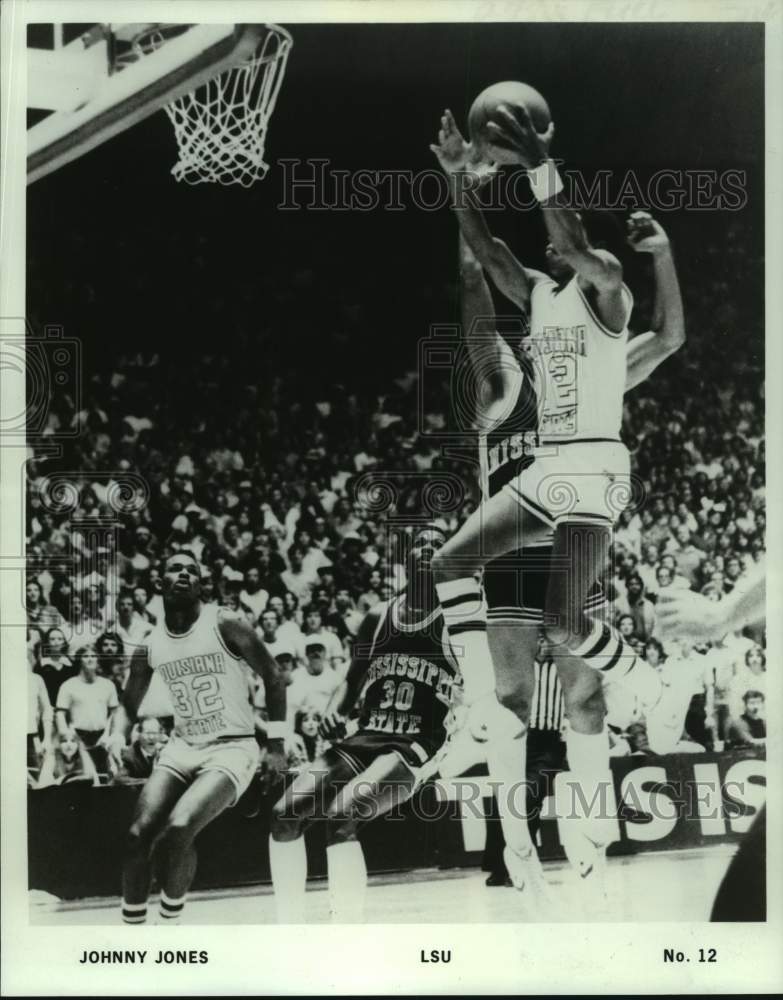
left=456, top=234, right=527, bottom=428
left=624, top=212, right=686, bottom=390
left=430, top=108, right=545, bottom=312
left=656, top=560, right=765, bottom=640
left=319, top=604, right=384, bottom=740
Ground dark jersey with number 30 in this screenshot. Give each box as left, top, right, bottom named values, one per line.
left=357, top=597, right=458, bottom=756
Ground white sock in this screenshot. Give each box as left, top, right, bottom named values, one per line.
left=435, top=578, right=495, bottom=702
left=326, top=841, right=367, bottom=923
left=159, top=890, right=186, bottom=923
left=269, top=835, right=307, bottom=923
left=561, top=727, right=618, bottom=848
left=122, top=900, right=147, bottom=925
left=487, top=725, right=535, bottom=859
left=573, top=620, right=662, bottom=710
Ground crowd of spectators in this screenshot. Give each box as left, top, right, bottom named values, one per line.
left=24, top=213, right=765, bottom=786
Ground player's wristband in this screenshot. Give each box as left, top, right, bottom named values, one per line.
left=266, top=721, right=289, bottom=741
left=527, top=160, right=564, bottom=202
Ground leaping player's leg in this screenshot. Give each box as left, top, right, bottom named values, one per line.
left=484, top=548, right=558, bottom=903
left=152, top=770, right=237, bottom=922
left=324, top=752, right=418, bottom=922
left=544, top=520, right=619, bottom=886
left=449, top=243, right=550, bottom=899
left=487, top=620, right=554, bottom=902
left=531, top=447, right=669, bottom=728
left=432, top=246, right=539, bottom=710
left=269, top=756, right=357, bottom=922
left=122, top=768, right=187, bottom=925
left=546, top=518, right=672, bottom=740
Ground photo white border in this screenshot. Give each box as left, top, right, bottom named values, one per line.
left=2, top=0, right=781, bottom=994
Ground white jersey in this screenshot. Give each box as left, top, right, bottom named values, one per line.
left=147, top=603, right=255, bottom=746
left=528, top=275, right=633, bottom=441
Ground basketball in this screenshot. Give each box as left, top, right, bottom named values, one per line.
left=468, top=81, right=551, bottom=160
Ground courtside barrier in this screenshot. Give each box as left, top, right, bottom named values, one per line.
left=28, top=748, right=764, bottom=899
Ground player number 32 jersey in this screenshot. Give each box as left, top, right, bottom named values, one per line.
left=147, top=604, right=255, bottom=745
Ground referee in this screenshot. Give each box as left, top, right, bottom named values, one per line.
left=483, top=646, right=567, bottom=885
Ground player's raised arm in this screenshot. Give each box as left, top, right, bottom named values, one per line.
left=624, top=212, right=686, bottom=391
left=319, top=604, right=383, bottom=740
left=430, top=109, right=545, bottom=312
left=486, top=105, right=626, bottom=326
left=217, top=609, right=288, bottom=773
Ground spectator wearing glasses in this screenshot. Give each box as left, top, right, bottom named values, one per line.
left=114, top=717, right=164, bottom=782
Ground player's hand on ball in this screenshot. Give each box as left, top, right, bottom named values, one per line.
left=627, top=211, right=670, bottom=254
left=485, top=104, right=555, bottom=168
left=430, top=109, right=498, bottom=187
left=655, top=589, right=724, bottom=640
left=319, top=710, right=348, bottom=742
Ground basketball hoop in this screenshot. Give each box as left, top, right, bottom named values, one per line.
left=128, top=24, right=292, bottom=187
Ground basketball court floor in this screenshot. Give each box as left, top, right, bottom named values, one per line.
left=30, top=845, right=734, bottom=925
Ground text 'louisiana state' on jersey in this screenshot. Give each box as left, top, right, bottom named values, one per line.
left=528, top=275, right=633, bottom=441
left=146, top=603, right=254, bottom=745
left=358, top=597, right=459, bottom=755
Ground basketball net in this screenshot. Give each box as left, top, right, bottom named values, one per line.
left=130, top=25, right=292, bottom=187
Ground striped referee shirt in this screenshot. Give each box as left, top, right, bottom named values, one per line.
left=530, top=658, right=564, bottom=732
